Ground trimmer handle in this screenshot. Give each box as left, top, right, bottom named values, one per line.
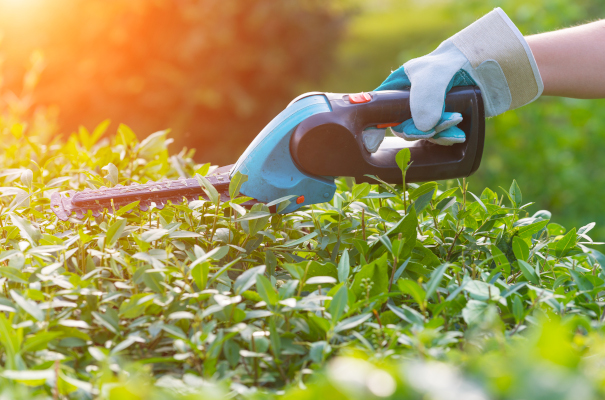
left=290, top=86, right=484, bottom=184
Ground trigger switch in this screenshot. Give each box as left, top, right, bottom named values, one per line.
left=349, top=92, right=372, bottom=104
left=362, top=128, right=386, bottom=153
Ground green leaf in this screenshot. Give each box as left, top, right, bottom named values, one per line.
left=397, top=278, right=426, bottom=306
left=409, top=182, right=436, bottom=201
left=387, top=303, right=425, bottom=325
left=395, top=148, right=411, bottom=173
left=547, top=223, right=566, bottom=236
left=115, top=201, right=140, bottom=217
left=379, top=234, right=393, bottom=255
left=103, top=162, right=118, bottom=186
left=0, top=314, right=21, bottom=370
left=0, top=267, right=28, bottom=284
left=9, top=213, right=40, bottom=245
left=329, top=285, right=348, bottom=322
left=462, top=300, right=493, bottom=325
left=512, top=295, right=524, bottom=323
left=195, top=173, right=220, bottom=205
left=233, top=265, right=266, bottom=294
left=21, top=331, right=64, bottom=353
left=352, top=182, right=371, bottom=200
left=119, top=294, right=153, bottom=319
left=276, top=232, right=318, bottom=248
left=269, top=317, right=281, bottom=357
left=106, top=218, right=127, bottom=248
left=229, top=171, right=248, bottom=199
left=512, top=236, right=530, bottom=262
left=192, top=261, right=210, bottom=291
left=517, top=260, right=539, bottom=285
left=517, top=219, right=549, bottom=238
left=554, top=228, right=577, bottom=257
left=20, top=169, right=33, bottom=188
left=425, top=263, right=448, bottom=300
left=2, top=369, right=54, bottom=386
left=255, top=274, right=278, bottom=306
left=490, top=245, right=511, bottom=277
left=351, top=254, right=389, bottom=298
left=10, top=290, right=44, bottom=321
left=334, top=313, right=372, bottom=333
left=412, top=188, right=435, bottom=213
left=337, top=250, right=350, bottom=283
left=464, top=280, right=500, bottom=301
left=509, top=179, right=522, bottom=206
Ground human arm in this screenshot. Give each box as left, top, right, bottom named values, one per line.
left=527, top=20, right=605, bottom=98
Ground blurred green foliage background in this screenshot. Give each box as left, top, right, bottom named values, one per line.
left=319, top=0, right=605, bottom=240
left=0, top=0, right=603, bottom=238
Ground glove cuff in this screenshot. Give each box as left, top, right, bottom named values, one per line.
left=451, top=7, right=543, bottom=111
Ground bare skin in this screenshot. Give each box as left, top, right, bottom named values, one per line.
left=527, top=20, right=605, bottom=98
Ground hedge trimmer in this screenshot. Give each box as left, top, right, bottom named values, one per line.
left=51, top=87, right=484, bottom=221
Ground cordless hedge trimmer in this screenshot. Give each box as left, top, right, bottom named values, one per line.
left=51, top=87, right=484, bottom=221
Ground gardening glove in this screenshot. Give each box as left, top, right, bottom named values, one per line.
left=372, top=7, right=543, bottom=146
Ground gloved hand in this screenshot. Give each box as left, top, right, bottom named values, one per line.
left=371, top=7, right=543, bottom=146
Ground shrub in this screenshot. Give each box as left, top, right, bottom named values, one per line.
left=0, top=108, right=604, bottom=398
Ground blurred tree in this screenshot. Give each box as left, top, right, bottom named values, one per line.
left=0, top=0, right=344, bottom=164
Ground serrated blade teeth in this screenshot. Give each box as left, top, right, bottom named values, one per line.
left=139, top=202, right=149, bottom=212
left=92, top=209, right=101, bottom=217
left=155, top=201, right=165, bottom=210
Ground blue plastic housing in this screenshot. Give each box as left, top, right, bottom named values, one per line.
left=230, top=95, right=336, bottom=213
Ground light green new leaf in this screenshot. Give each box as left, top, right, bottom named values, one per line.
left=229, top=171, right=248, bottom=199
left=352, top=182, right=371, bottom=200
left=395, top=148, right=411, bottom=173
left=337, top=250, right=350, bottom=283
left=115, top=201, right=140, bottom=217
left=509, top=179, right=522, bottom=206
left=554, top=228, right=577, bottom=257
left=103, top=162, right=118, bottom=186
left=106, top=218, right=127, bottom=248
left=195, top=173, right=220, bottom=204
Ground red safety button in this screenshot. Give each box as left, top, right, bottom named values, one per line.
left=376, top=122, right=400, bottom=128
left=296, top=195, right=305, bottom=204
left=348, top=92, right=372, bottom=104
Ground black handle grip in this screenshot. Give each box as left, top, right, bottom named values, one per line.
left=290, top=86, right=485, bottom=184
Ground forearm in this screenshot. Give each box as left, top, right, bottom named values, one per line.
left=526, top=20, right=605, bottom=98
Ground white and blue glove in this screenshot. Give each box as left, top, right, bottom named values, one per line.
left=372, top=7, right=543, bottom=146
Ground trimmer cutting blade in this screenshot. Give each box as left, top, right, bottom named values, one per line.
left=50, top=165, right=264, bottom=221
